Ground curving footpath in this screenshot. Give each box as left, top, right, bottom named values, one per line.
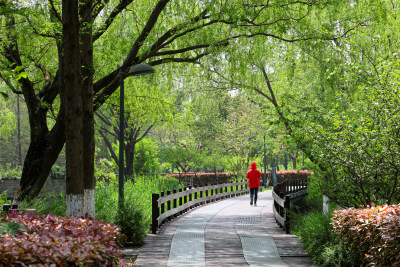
left=134, top=190, right=315, bottom=267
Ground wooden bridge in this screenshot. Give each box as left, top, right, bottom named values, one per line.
left=134, top=180, right=313, bottom=267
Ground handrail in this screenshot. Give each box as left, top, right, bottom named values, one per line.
left=151, top=180, right=255, bottom=234
left=272, top=178, right=309, bottom=234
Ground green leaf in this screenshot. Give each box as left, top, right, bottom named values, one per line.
left=19, top=72, right=28, bottom=79
left=0, top=221, right=27, bottom=237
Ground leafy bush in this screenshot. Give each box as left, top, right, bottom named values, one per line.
left=0, top=167, right=21, bottom=180
left=0, top=211, right=121, bottom=266
left=95, top=175, right=181, bottom=226
left=0, top=191, right=10, bottom=205
left=48, top=164, right=65, bottom=180
left=332, top=204, right=400, bottom=266
left=290, top=186, right=355, bottom=266
left=134, top=138, right=161, bottom=175
left=18, top=192, right=66, bottom=216
left=115, top=202, right=149, bottom=246
left=291, top=210, right=355, bottom=267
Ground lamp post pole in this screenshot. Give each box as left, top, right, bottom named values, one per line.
left=263, top=134, right=267, bottom=187
left=118, top=64, right=154, bottom=208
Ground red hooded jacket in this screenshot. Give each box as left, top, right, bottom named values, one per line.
left=246, top=161, right=261, bottom=188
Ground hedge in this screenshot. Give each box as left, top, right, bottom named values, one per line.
left=332, top=204, right=400, bottom=266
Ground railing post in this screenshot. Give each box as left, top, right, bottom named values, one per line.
left=173, top=190, right=177, bottom=217
left=152, top=193, right=159, bottom=234
left=200, top=187, right=204, bottom=204
left=160, top=191, right=165, bottom=215
left=167, top=191, right=171, bottom=212
left=284, top=195, right=291, bottom=234
left=184, top=187, right=188, bottom=213
left=179, top=188, right=183, bottom=215
left=194, top=186, right=198, bottom=207
left=188, top=186, right=193, bottom=207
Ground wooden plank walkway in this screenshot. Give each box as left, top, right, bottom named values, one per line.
left=134, top=190, right=314, bottom=266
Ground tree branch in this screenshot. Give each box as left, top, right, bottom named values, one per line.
left=149, top=53, right=207, bottom=66
left=25, top=14, right=57, bottom=38
left=93, top=0, right=134, bottom=41
left=48, top=0, right=62, bottom=23
left=98, top=128, right=119, bottom=166
left=148, top=9, right=209, bottom=53
left=124, top=0, right=171, bottom=67
left=137, top=124, right=153, bottom=143
left=95, top=110, right=112, bottom=127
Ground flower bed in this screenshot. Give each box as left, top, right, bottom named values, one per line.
left=271, top=170, right=313, bottom=183
left=0, top=211, right=122, bottom=266
left=332, top=204, right=400, bottom=266
left=165, top=172, right=237, bottom=186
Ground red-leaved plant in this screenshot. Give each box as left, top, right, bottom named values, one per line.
left=332, top=204, right=400, bottom=266
left=0, top=211, right=122, bottom=266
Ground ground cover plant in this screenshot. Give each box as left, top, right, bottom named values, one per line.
left=290, top=188, right=356, bottom=266
left=0, top=211, right=121, bottom=266
left=17, top=175, right=181, bottom=246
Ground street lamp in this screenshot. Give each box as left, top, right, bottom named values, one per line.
left=119, top=64, right=154, bottom=207
left=263, top=134, right=267, bottom=187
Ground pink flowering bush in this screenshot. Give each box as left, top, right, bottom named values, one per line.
left=272, top=170, right=312, bottom=183
left=0, top=211, right=122, bottom=266
left=332, top=204, right=400, bottom=266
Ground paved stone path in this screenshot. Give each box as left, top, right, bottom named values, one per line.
left=134, top=190, right=314, bottom=266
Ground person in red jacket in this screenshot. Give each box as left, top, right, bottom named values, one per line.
left=246, top=161, right=262, bottom=206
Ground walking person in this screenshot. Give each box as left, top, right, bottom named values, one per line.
left=246, top=161, right=262, bottom=206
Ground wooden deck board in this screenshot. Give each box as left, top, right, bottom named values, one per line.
left=134, top=191, right=313, bottom=266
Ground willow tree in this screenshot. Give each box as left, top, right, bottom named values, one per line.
left=200, top=0, right=399, bottom=207
left=1, top=0, right=351, bottom=216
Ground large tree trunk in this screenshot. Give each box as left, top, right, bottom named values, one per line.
left=80, top=0, right=95, bottom=218
left=13, top=111, right=65, bottom=204
left=62, top=0, right=85, bottom=217
left=16, top=95, right=22, bottom=167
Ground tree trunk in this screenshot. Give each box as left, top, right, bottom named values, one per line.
left=80, top=0, right=95, bottom=218
left=125, top=139, right=136, bottom=180
left=283, top=153, right=288, bottom=170
left=16, top=95, right=22, bottom=167
left=62, top=0, right=85, bottom=217
left=13, top=112, right=65, bottom=204
left=288, top=152, right=298, bottom=170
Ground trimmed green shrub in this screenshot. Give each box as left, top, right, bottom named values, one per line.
left=332, top=204, right=400, bottom=266
left=115, top=202, right=149, bottom=246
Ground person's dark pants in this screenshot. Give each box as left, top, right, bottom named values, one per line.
left=250, top=187, right=259, bottom=203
